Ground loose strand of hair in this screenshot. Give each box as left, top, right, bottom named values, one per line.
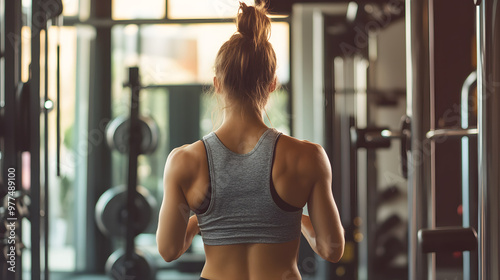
left=264, top=108, right=273, bottom=128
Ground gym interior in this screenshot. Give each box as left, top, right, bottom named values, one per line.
left=1, top=0, right=499, bottom=279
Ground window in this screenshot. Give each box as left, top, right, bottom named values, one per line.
left=112, top=22, right=289, bottom=86
left=168, top=0, right=255, bottom=19
left=113, top=0, right=166, bottom=19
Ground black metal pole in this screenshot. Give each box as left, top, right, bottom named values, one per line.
left=43, top=18, right=50, bottom=280
left=126, top=67, right=141, bottom=261
left=86, top=0, right=112, bottom=272
left=56, top=23, right=61, bottom=177
left=406, top=0, right=432, bottom=278
left=477, top=0, right=500, bottom=279
left=30, top=0, right=43, bottom=278
left=3, top=0, right=22, bottom=279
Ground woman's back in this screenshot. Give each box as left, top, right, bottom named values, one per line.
left=169, top=127, right=333, bottom=279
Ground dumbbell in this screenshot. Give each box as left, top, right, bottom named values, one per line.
left=375, top=214, right=403, bottom=242
left=374, top=236, right=405, bottom=269
left=376, top=185, right=401, bottom=206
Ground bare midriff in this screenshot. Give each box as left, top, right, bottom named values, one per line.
left=200, top=238, right=302, bottom=280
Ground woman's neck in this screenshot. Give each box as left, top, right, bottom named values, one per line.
left=218, top=104, right=268, bottom=133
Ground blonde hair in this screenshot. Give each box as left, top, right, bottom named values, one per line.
left=214, top=2, right=277, bottom=114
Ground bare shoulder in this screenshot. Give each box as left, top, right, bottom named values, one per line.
left=277, top=134, right=328, bottom=161
left=164, top=140, right=207, bottom=187
left=167, top=140, right=205, bottom=162
left=276, top=134, right=331, bottom=177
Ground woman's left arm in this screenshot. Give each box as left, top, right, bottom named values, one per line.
left=156, top=147, right=199, bottom=262
left=180, top=215, right=200, bottom=255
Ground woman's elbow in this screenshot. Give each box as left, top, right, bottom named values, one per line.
left=158, top=245, right=181, bottom=263
left=157, top=236, right=182, bottom=262
left=325, top=242, right=345, bottom=263
left=324, top=243, right=345, bottom=263
left=318, top=232, right=345, bottom=263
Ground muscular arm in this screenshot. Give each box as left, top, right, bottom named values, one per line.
left=300, top=144, right=345, bottom=263
left=156, top=147, right=200, bottom=262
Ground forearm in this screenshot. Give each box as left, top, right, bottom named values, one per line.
left=301, top=214, right=321, bottom=255
left=177, top=215, right=200, bottom=258
left=301, top=214, right=345, bottom=262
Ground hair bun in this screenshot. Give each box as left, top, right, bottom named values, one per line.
left=237, top=2, right=271, bottom=46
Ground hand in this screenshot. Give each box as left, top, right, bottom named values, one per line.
left=301, top=214, right=315, bottom=237
left=188, top=215, right=200, bottom=235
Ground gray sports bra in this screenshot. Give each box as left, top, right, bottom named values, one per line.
left=196, top=128, right=302, bottom=245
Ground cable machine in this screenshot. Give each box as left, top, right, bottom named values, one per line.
left=406, top=0, right=500, bottom=279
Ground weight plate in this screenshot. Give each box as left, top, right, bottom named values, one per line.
left=106, top=248, right=155, bottom=280
left=95, top=185, right=157, bottom=237
left=105, top=115, right=159, bottom=155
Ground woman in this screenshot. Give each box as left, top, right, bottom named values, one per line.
left=156, top=3, right=344, bottom=279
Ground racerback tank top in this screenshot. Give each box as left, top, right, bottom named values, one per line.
left=197, top=128, right=302, bottom=245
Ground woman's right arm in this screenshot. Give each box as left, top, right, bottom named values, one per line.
left=301, top=144, right=344, bottom=263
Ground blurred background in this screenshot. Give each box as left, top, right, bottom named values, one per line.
left=1, top=0, right=499, bottom=279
